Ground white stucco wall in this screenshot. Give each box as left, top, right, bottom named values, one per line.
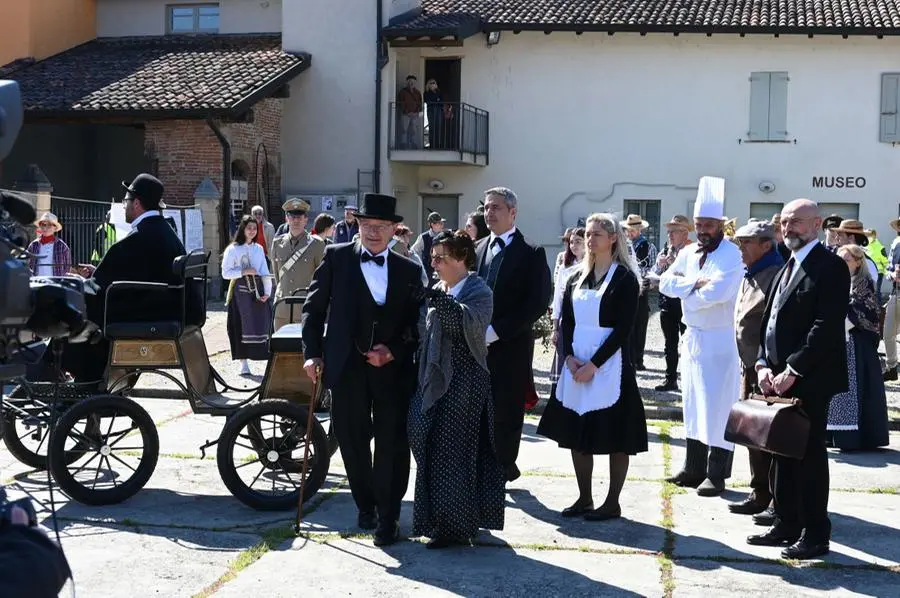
left=377, top=33, right=900, bottom=254
left=280, top=0, right=384, bottom=196
left=96, top=0, right=282, bottom=36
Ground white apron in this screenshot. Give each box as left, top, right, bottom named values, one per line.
left=680, top=326, right=742, bottom=450
left=557, top=264, right=622, bottom=416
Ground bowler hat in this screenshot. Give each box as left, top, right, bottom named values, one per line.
left=122, top=173, right=166, bottom=209
left=354, top=193, right=403, bottom=223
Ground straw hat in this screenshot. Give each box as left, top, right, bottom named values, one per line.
left=663, top=215, right=693, bottom=232
left=890, top=218, right=900, bottom=233
left=35, top=212, right=63, bottom=233
left=621, top=214, right=649, bottom=230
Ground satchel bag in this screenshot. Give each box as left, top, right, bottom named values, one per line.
left=724, top=393, right=810, bottom=459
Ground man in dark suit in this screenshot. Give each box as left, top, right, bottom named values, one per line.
left=750, top=198, right=849, bottom=560
left=476, top=187, right=552, bottom=482
left=302, top=193, right=423, bottom=547
left=58, top=174, right=189, bottom=384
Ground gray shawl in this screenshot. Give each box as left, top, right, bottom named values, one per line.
left=417, top=273, right=493, bottom=413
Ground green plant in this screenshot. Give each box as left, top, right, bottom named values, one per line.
left=533, top=310, right=553, bottom=350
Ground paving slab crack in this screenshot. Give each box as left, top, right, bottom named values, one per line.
left=191, top=480, right=347, bottom=598
left=657, top=422, right=676, bottom=598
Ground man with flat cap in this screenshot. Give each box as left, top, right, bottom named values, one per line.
left=302, top=193, right=423, bottom=547
left=729, top=219, right=784, bottom=517
left=54, top=174, right=193, bottom=385
left=270, top=198, right=326, bottom=331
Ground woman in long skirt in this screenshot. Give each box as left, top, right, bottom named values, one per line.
left=409, top=231, right=505, bottom=548
left=222, top=215, right=272, bottom=375
left=830, top=246, right=890, bottom=450
left=537, top=213, right=648, bottom=521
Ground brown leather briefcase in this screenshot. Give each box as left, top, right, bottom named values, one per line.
left=724, top=394, right=810, bottom=459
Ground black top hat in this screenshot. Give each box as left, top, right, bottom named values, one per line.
left=122, top=173, right=166, bottom=209
left=354, top=193, right=403, bottom=223
left=822, top=214, right=843, bottom=231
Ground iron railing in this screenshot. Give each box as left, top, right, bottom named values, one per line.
left=388, top=101, right=489, bottom=162
left=50, top=198, right=108, bottom=266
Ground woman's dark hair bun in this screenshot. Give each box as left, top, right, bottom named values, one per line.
left=433, top=229, right=477, bottom=270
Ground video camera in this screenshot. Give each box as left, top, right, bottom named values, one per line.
left=0, top=80, right=87, bottom=392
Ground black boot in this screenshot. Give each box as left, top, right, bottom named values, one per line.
left=883, top=366, right=897, bottom=382
left=665, top=439, right=707, bottom=487
left=654, top=378, right=679, bottom=392
left=697, top=446, right=733, bottom=496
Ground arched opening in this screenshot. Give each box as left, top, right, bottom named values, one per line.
left=230, top=159, right=250, bottom=234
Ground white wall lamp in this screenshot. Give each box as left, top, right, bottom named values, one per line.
left=486, top=31, right=501, bottom=46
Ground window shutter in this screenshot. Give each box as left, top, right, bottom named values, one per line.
left=748, top=72, right=771, bottom=141
left=880, top=73, right=900, bottom=143
left=767, top=72, right=789, bottom=139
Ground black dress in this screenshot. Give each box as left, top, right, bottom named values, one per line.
left=537, top=266, right=648, bottom=455
left=408, top=293, right=505, bottom=541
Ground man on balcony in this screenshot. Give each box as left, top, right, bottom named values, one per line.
left=397, top=75, right=423, bottom=149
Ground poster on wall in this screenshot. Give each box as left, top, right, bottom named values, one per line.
left=163, top=209, right=184, bottom=241
left=183, top=209, right=204, bottom=252
left=108, top=203, right=131, bottom=240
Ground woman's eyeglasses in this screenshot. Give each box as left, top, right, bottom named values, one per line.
left=431, top=254, right=448, bottom=264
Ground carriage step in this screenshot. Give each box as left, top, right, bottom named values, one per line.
left=192, top=392, right=253, bottom=415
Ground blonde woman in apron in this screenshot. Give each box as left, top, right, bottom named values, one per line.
left=537, top=213, right=648, bottom=521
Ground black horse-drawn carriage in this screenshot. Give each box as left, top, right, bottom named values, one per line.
left=2, top=250, right=332, bottom=511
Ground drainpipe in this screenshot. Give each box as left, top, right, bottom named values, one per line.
left=374, top=0, right=387, bottom=193
left=207, top=118, right=231, bottom=299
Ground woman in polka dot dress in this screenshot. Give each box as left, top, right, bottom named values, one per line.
left=409, top=231, right=505, bottom=549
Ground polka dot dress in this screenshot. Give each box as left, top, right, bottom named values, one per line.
left=408, top=293, right=506, bottom=542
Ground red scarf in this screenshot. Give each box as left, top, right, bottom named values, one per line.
left=39, top=235, right=57, bottom=245
left=255, top=223, right=267, bottom=255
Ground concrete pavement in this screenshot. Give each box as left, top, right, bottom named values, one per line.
left=0, top=305, right=898, bottom=597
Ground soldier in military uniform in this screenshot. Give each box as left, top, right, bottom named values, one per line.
left=271, top=198, right=327, bottom=331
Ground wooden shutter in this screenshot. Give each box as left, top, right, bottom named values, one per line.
left=767, top=72, right=789, bottom=139
left=748, top=72, right=771, bottom=141
left=881, top=73, right=900, bottom=142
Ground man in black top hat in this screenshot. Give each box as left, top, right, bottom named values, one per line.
left=302, top=192, right=423, bottom=547
left=54, top=174, right=193, bottom=384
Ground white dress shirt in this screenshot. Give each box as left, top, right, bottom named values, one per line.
left=484, top=227, right=517, bottom=344
left=128, top=210, right=161, bottom=231
left=361, top=247, right=390, bottom=305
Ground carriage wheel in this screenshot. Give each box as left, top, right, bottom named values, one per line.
left=2, top=397, right=94, bottom=470
left=48, top=395, right=159, bottom=505
left=217, top=399, right=330, bottom=511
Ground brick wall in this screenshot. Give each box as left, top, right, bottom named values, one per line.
left=225, top=98, right=283, bottom=219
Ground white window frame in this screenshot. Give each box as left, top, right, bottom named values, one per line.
left=167, top=3, right=220, bottom=34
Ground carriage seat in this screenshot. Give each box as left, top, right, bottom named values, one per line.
left=105, top=321, right=196, bottom=340
left=270, top=323, right=305, bottom=353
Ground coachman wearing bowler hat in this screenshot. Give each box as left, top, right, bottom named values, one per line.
left=44, top=173, right=199, bottom=386
left=302, top=192, right=424, bottom=547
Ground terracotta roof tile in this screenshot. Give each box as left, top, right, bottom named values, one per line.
left=9, top=34, right=309, bottom=116
left=389, top=0, right=900, bottom=34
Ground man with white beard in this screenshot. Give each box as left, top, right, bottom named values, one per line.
left=658, top=177, right=744, bottom=496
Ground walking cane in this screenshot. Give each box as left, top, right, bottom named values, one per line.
left=293, top=365, right=320, bottom=535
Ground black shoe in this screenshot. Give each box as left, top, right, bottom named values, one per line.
left=654, top=380, right=679, bottom=392
left=373, top=521, right=400, bottom=547
left=728, top=496, right=770, bottom=515
left=505, top=464, right=521, bottom=483
left=884, top=367, right=897, bottom=382
left=696, top=478, right=725, bottom=497
left=634, top=363, right=646, bottom=371
left=358, top=510, right=377, bottom=531
left=746, top=526, right=801, bottom=547
left=426, top=536, right=453, bottom=549
left=583, top=504, right=622, bottom=521
left=753, top=507, right=776, bottom=527
left=665, top=471, right=704, bottom=488
left=781, top=538, right=830, bottom=560
left=561, top=501, right=594, bottom=518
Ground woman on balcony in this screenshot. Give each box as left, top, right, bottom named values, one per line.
left=424, top=79, right=445, bottom=150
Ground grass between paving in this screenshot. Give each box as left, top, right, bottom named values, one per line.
left=191, top=481, right=346, bottom=598
left=657, top=421, right=677, bottom=598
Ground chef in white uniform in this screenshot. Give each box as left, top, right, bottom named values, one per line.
left=658, top=176, right=744, bottom=496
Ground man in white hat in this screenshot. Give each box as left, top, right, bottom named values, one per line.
left=27, top=212, right=71, bottom=277
left=883, top=217, right=900, bottom=381
left=659, top=176, right=744, bottom=496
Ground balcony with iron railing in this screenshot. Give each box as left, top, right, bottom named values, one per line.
left=388, top=102, right=489, bottom=166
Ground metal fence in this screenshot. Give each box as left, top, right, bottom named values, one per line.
left=50, top=198, right=107, bottom=266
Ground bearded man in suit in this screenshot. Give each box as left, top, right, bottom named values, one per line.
left=302, top=193, right=423, bottom=547
left=749, top=198, right=849, bottom=560
left=475, top=187, right=552, bottom=482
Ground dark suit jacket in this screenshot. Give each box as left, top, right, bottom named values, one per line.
left=561, top=265, right=639, bottom=368
left=89, top=214, right=188, bottom=326
left=302, top=241, right=424, bottom=389
left=475, top=229, right=551, bottom=344
left=759, top=242, right=849, bottom=410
